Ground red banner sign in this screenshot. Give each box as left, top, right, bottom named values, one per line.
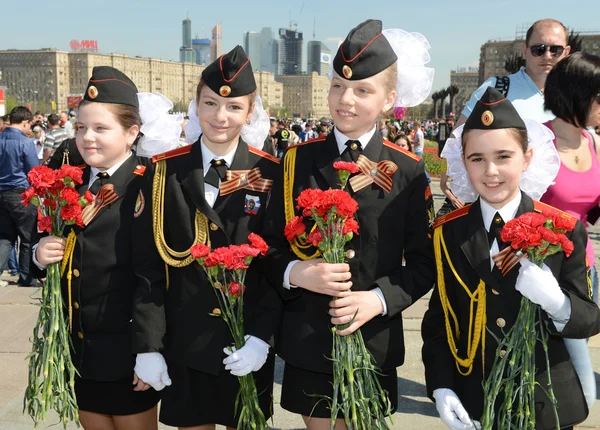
left=69, top=40, right=99, bottom=52
left=67, top=95, right=83, bottom=108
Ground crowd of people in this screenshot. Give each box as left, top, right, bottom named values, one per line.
left=0, top=16, right=599, bottom=430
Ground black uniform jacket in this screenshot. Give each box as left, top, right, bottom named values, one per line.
left=33, top=153, right=154, bottom=381
left=260, top=131, right=436, bottom=374
left=422, top=193, right=600, bottom=429
left=132, top=138, right=282, bottom=376
left=45, top=138, right=85, bottom=169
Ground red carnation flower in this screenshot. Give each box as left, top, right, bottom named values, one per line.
left=211, top=247, right=235, bottom=269
left=82, top=191, right=94, bottom=204
left=296, top=189, right=324, bottom=212
left=228, top=245, right=251, bottom=270
left=237, top=243, right=261, bottom=259
left=306, top=229, right=323, bottom=247
left=559, top=235, right=574, bottom=257
left=60, top=203, right=82, bottom=222
left=333, top=161, right=360, bottom=174
left=37, top=209, right=53, bottom=233
left=342, top=218, right=360, bottom=235
left=284, top=216, right=306, bottom=242
left=519, top=212, right=547, bottom=228
left=27, top=166, right=55, bottom=190
left=59, top=187, right=81, bottom=206
left=543, top=209, right=577, bottom=232
left=227, top=281, right=245, bottom=297
left=56, top=164, right=84, bottom=185
left=203, top=253, right=219, bottom=268
left=190, top=243, right=211, bottom=259
left=539, top=227, right=560, bottom=245
left=248, top=233, right=268, bottom=256
left=21, top=187, right=37, bottom=206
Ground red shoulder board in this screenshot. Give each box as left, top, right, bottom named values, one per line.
left=533, top=200, right=578, bottom=222
left=286, top=137, right=326, bottom=150
left=248, top=146, right=280, bottom=164
left=383, top=140, right=421, bottom=162
left=433, top=204, right=472, bottom=230
left=152, top=145, right=192, bottom=163
left=133, top=164, right=147, bottom=176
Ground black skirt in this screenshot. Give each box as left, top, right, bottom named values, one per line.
left=159, top=356, right=275, bottom=428
left=280, top=362, right=398, bottom=418
left=75, top=374, right=161, bottom=416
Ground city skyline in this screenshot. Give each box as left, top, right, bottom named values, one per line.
left=2, top=0, right=599, bottom=92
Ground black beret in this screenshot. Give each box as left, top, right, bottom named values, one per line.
left=333, top=19, right=397, bottom=81
left=465, top=87, right=526, bottom=131
left=201, top=45, right=256, bottom=98
left=84, top=66, right=138, bottom=108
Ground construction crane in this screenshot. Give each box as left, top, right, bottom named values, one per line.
left=289, top=1, right=305, bottom=32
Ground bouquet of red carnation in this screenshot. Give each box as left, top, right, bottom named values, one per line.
left=481, top=210, right=576, bottom=430
left=284, top=161, right=392, bottom=429
left=190, top=233, right=270, bottom=430
left=21, top=164, right=93, bottom=427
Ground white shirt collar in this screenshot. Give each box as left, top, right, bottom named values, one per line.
left=200, top=137, right=238, bottom=174
left=480, top=192, right=522, bottom=232
left=89, top=153, right=132, bottom=184
left=333, top=126, right=377, bottom=155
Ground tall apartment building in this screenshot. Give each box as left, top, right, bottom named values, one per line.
left=192, top=39, right=211, bottom=65
left=260, top=27, right=279, bottom=75
left=449, top=67, right=480, bottom=114
left=275, top=72, right=330, bottom=118
left=307, top=41, right=331, bottom=76
left=210, top=23, right=222, bottom=63
left=179, top=18, right=196, bottom=64
left=0, top=49, right=284, bottom=113
left=243, top=31, right=261, bottom=70
left=278, top=29, right=303, bottom=75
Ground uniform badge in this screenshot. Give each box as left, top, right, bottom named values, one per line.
left=245, top=194, right=260, bottom=215
left=481, top=110, right=494, bottom=126
left=342, top=65, right=353, bottom=79
left=134, top=190, right=145, bottom=218
left=219, top=85, right=231, bottom=97
left=87, top=85, right=98, bottom=99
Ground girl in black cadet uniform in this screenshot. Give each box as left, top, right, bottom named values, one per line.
left=32, top=66, right=181, bottom=430
left=259, top=19, right=436, bottom=429
left=131, top=46, right=281, bottom=429
left=422, top=87, right=600, bottom=430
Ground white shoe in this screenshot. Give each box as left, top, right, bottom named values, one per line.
left=0, top=280, right=8, bottom=288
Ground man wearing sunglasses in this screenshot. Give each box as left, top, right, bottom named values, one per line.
left=455, top=18, right=570, bottom=127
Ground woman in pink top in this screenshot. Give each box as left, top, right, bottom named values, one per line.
left=542, top=51, right=600, bottom=411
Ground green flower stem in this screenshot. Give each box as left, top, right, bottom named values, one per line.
left=481, top=252, right=558, bottom=430
left=24, top=260, right=79, bottom=428
left=204, top=267, right=268, bottom=429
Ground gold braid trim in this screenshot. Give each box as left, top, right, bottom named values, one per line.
left=152, top=159, right=211, bottom=276
left=434, top=226, right=486, bottom=376
left=60, top=230, right=77, bottom=332
left=284, top=147, right=321, bottom=260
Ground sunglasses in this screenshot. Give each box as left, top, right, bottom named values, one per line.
left=529, top=44, right=565, bottom=57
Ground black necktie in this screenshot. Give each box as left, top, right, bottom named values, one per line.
left=89, top=172, right=109, bottom=195
left=488, top=212, right=507, bottom=251
left=341, top=140, right=363, bottom=162
left=204, top=158, right=228, bottom=188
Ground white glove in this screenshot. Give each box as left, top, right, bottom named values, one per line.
left=223, top=335, right=269, bottom=376
left=433, top=389, right=479, bottom=430
left=134, top=352, right=172, bottom=391
left=516, top=259, right=570, bottom=320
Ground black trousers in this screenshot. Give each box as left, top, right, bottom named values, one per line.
left=0, top=188, right=38, bottom=285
